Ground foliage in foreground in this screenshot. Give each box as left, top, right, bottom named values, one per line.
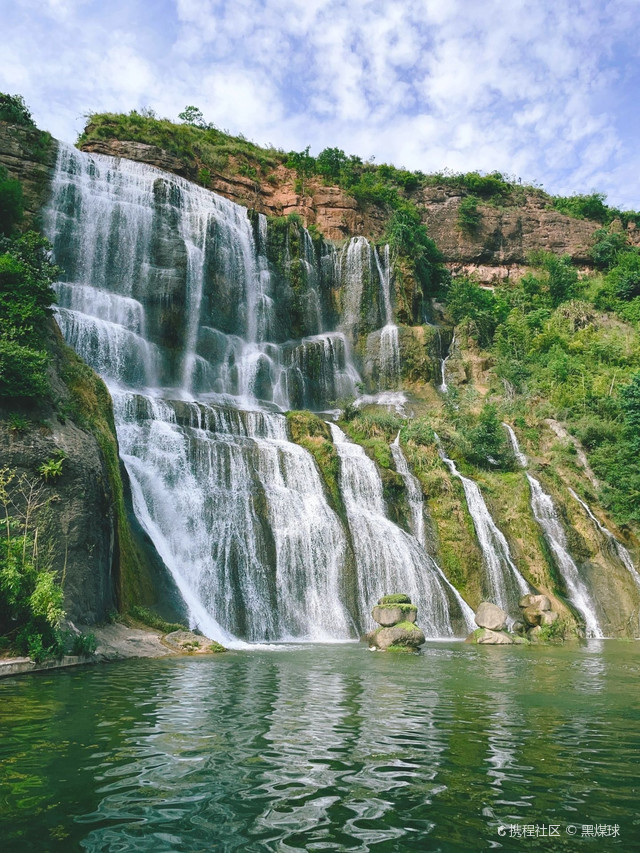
left=0, top=468, right=97, bottom=662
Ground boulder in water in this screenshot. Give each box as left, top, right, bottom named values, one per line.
left=369, top=622, right=426, bottom=651
left=368, top=594, right=425, bottom=651
left=519, top=595, right=558, bottom=629
left=163, top=630, right=227, bottom=654
left=469, top=628, right=515, bottom=645
left=474, top=601, right=508, bottom=631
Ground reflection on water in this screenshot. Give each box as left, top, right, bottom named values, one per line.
left=1, top=642, right=638, bottom=851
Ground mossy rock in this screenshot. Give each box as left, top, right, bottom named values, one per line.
left=379, top=593, right=411, bottom=605
left=372, top=604, right=417, bottom=626
left=369, top=621, right=425, bottom=650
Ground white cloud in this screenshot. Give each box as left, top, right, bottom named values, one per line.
left=1, top=0, right=639, bottom=207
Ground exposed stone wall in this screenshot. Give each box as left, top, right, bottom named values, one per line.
left=77, top=136, right=640, bottom=283
left=0, top=122, right=57, bottom=227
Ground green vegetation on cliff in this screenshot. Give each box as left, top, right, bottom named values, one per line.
left=441, top=245, right=640, bottom=527
left=0, top=169, right=59, bottom=399
left=78, top=109, right=285, bottom=182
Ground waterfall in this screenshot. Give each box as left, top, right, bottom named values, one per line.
left=45, top=143, right=454, bottom=642
left=503, top=423, right=528, bottom=468
left=439, top=332, right=455, bottom=393
left=435, top=435, right=530, bottom=613
left=569, top=489, right=640, bottom=591
left=374, top=244, right=400, bottom=389
left=330, top=425, right=460, bottom=636
left=503, top=424, right=604, bottom=638
left=390, top=433, right=476, bottom=630
left=526, top=476, right=603, bottom=638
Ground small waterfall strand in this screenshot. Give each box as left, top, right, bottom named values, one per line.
left=435, top=434, right=530, bottom=613
left=391, top=433, right=476, bottom=631
left=330, top=424, right=456, bottom=637
left=503, top=424, right=604, bottom=638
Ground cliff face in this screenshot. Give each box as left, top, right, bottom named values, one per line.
left=78, top=137, right=640, bottom=282
left=0, top=122, right=57, bottom=227
left=0, top=325, right=186, bottom=626
left=0, top=126, right=186, bottom=627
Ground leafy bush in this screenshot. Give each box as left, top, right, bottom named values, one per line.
left=0, top=230, right=59, bottom=398
left=590, top=228, right=629, bottom=270
left=385, top=205, right=449, bottom=298
left=0, top=166, right=23, bottom=236
left=0, top=93, right=35, bottom=127
left=72, top=632, right=97, bottom=655
left=457, top=195, right=482, bottom=233
left=552, top=192, right=640, bottom=228
left=446, top=277, right=508, bottom=347
left=0, top=468, right=65, bottom=661
left=38, top=454, right=65, bottom=481
left=606, top=250, right=640, bottom=300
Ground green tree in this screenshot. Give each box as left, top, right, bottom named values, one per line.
left=590, top=228, right=628, bottom=270
left=0, top=231, right=59, bottom=398
left=606, top=250, right=640, bottom=300
left=621, top=372, right=640, bottom=454
left=0, top=93, right=35, bottom=127
left=457, top=195, right=482, bottom=233
left=178, top=105, right=206, bottom=127
left=316, top=147, right=348, bottom=181
left=446, top=277, right=507, bottom=347
left=0, top=469, right=64, bottom=661
left=286, top=145, right=316, bottom=194
left=466, top=404, right=513, bottom=468
left=386, top=205, right=449, bottom=298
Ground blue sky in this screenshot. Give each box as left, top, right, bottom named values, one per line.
left=2, top=0, right=640, bottom=208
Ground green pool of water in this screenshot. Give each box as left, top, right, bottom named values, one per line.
left=1, top=641, right=638, bottom=851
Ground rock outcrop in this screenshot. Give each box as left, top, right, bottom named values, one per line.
left=75, top=135, right=640, bottom=280
left=0, top=122, right=57, bottom=227
left=0, top=325, right=187, bottom=626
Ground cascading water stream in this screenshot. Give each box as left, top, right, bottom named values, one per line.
left=45, top=143, right=454, bottom=642
left=439, top=332, right=455, bottom=393
left=390, top=433, right=475, bottom=631
left=503, top=424, right=604, bottom=637
left=569, top=488, right=640, bottom=590
left=374, top=244, right=400, bottom=389
left=435, top=434, right=530, bottom=612
left=330, top=424, right=459, bottom=636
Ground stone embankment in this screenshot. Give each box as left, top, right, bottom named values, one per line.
left=0, top=623, right=226, bottom=679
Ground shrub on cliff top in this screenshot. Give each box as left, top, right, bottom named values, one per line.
left=0, top=93, right=35, bottom=127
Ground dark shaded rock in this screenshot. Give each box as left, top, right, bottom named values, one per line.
left=522, top=605, right=543, bottom=627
